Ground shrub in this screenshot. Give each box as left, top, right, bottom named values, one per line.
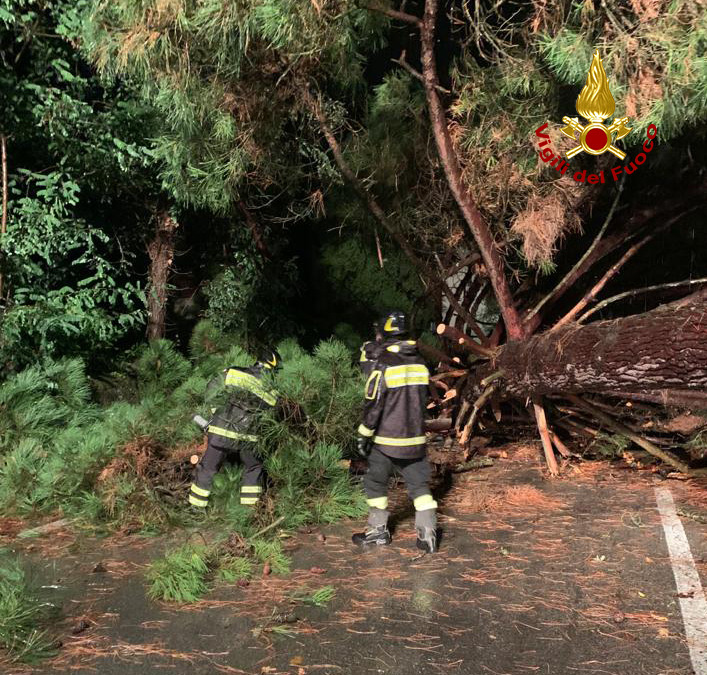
left=0, top=553, right=57, bottom=663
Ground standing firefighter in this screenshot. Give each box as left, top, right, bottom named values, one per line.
left=358, top=321, right=383, bottom=378
left=353, top=311, right=437, bottom=553
left=188, top=350, right=281, bottom=510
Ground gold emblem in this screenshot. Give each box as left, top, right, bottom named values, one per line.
left=561, top=51, right=631, bottom=160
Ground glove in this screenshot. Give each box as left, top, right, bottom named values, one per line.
left=356, top=435, right=372, bottom=459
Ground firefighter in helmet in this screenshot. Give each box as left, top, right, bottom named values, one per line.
left=358, top=320, right=383, bottom=378
left=188, top=349, right=281, bottom=510
left=353, top=311, right=437, bottom=553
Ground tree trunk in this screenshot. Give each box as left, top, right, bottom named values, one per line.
left=0, top=134, right=7, bottom=302
left=146, top=210, right=178, bottom=341
left=477, top=296, right=707, bottom=400
left=419, top=0, right=524, bottom=340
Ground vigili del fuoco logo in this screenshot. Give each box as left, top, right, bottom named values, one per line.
left=534, top=50, right=657, bottom=184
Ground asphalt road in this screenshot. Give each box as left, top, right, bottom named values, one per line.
left=7, top=447, right=707, bottom=675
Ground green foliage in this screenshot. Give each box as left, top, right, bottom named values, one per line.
left=318, top=235, right=425, bottom=325
left=250, top=539, right=291, bottom=576
left=0, top=552, right=57, bottom=663
left=0, top=0, right=158, bottom=368
left=134, top=339, right=192, bottom=396
left=591, top=433, right=632, bottom=459
left=146, top=544, right=211, bottom=603
left=217, top=556, right=253, bottom=584
left=85, top=0, right=387, bottom=214
left=291, top=585, right=336, bottom=607
left=0, top=332, right=366, bottom=589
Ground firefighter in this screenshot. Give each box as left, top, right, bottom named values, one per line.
left=358, top=321, right=383, bottom=378
left=352, top=311, right=437, bottom=553
left=188, top=350, right=281, bottom=510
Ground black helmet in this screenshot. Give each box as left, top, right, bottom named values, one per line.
left=255, top=348, right=282, bottom=371
left=379, top=310, right=408, bottom=337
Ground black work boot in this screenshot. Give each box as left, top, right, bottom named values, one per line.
left=416, top=527, right=438, bottom=553
left=352, top=525, right=391, bottom=547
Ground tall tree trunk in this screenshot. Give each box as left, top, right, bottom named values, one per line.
left=0, top=134, right=7, bottom=302
left=419, top=0, right=524, bottom=340
left=146, top=210, right=178, bottom=341
left=477, top=295, right=707, bottom=401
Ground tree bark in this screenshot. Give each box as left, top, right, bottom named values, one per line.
left=476, top=296, right=707, bottom=400
left=419, top=0, right=524, bottom=340
left=0, top=134, right=7, bottom=302
left=146, top=210, right=179, bottom=341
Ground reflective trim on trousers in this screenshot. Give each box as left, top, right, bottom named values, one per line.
left=413, top=494, right=437, bottom=511
left=189, top=494, right=208, bottom=508
left=190, top=484, right=210, bottom=497
left=366, top=496, right=389, bottom=510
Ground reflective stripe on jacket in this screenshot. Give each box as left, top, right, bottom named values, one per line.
left=358, top=340, right=429, bottom=459
left=358, top=340, right=383, bottom=378
left=208, top=366, right=278, bottom=444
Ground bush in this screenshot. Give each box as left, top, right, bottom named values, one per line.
left=146, top=544, right=211, bottom=603
left=0, top=552, right=57, bottom=663
left=1, top=330, right=367, bottom=604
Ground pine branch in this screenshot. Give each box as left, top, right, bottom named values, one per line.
left=552, top=207, right=699, bottom=330
left=577, top=277, right=707, bottom=324
left=419, top=0, right=525, bottom=340
left=361, top=2, right=422, bottom=26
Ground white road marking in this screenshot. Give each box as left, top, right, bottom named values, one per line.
left=655, top=486, right=707, bottom=674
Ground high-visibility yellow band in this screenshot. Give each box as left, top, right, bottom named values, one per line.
left=189, top=494, right=208, bottom=507
left=365, top=370, right=381, bottom=400
left=414, top=494, right=437, bottom=511
left=240, top=485, right=262, bottom=494
left=359, top=350, right=368, bottom=362
left=190, top=484, right=210, bottom=497
left=385, top=365, right=428, bottom=377
left=224, top=369, right=277, bottom=406
left=366, top=496, right=389, bottom=509
left=209, top=426, right=259, bottom=442
left=384, top=365, right=429, bottom=388
left=386, top=377, right=428, bottom=388
left=373, top=435, right=426, bottom=447
left=358, top=424, right=375, bottom=438
left=240, top=496, right=259, bottom=505
left=386, top=344, right=400, bottom=352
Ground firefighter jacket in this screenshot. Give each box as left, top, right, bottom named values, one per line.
left=358, top=340, right=383, bottom=378
left=207, top=366, right=278, bottom=447
left=357, top=340, right=429, bottom=459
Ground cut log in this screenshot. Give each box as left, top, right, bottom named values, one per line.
left=436, top=323, right=494, bottom=357
left=477, top=296, right=707, bottom=400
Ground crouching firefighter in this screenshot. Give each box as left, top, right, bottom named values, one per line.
left=352, top=311, right=438, bottom=553
left=188, top=350, right=281, bottom=510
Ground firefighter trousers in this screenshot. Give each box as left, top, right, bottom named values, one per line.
left=362, top=448, right=437, bottom=528
left=189, top=435, right=264, bottom=507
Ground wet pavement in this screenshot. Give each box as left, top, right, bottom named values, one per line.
left=4, top=446, right=706, bottom=675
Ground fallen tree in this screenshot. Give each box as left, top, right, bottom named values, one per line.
left=477, top=294, right=707, bottom=402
